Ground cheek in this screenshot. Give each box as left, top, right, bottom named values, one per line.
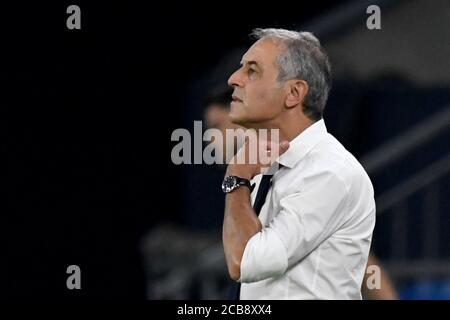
left=267, top=87, right=284, bottom=106
left=255, top=88, right=267, bottom=101
left=254, top=89, right=279, bottom=113
left=244, top=89, right=266, bottom=111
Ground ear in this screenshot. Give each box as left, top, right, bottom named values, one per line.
left=285, top=80, right=308, bottom=109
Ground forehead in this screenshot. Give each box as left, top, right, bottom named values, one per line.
left=241, top=38, right=281, bottom=67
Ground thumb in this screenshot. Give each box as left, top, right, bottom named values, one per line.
left=279, top=140, right=290, bottom=155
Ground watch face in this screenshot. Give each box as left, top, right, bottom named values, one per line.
left=222, top=176, right=237, bottom=193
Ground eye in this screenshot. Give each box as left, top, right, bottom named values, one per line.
left=248, top=68, right=256, bottom=75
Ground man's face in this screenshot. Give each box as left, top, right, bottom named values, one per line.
left=227, top=38, right=286, bottom=127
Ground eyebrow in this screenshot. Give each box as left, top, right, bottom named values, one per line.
left=240, top=60, right=260, bottom=69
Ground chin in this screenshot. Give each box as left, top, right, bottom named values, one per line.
left=228, top=112, right=241, bottom=123
left=229, top=116, right=247, bottom=126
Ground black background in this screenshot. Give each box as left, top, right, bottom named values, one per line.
left=1, top=1, right=346, bottom=298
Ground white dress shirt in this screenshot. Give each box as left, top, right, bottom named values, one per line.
left=238, top=119, right=376, bottom=300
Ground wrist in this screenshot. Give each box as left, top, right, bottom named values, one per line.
left=226, top=165, right=253, bottom=180
left=222, top=175, right=253, bottom=194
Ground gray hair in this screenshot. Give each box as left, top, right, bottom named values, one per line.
left=251, top=28, right=332, bottom=121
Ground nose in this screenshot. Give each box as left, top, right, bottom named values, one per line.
left=227, top=68, right=243, bottom=88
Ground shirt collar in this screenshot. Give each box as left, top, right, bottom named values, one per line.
left=277, top=119, right=328, bottom=169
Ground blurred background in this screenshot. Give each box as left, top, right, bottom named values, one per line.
left=1, top=0, right=449, bottom=299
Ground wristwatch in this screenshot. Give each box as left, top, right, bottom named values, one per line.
left=222, top=175, right=252, bottom=193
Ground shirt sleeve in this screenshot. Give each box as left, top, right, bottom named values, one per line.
left=239, top=170, right=349, bottom=283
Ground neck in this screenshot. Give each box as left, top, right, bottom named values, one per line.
left=252, top=113, right=316, bottom=143
left=279, top=117, right=315, bottom=142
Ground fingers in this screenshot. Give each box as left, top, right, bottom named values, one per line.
left=258, top=140, right=289, bottom=170
left=265, top=140, right=289, bottom=157
left=232, top=132, right=289, bottom=167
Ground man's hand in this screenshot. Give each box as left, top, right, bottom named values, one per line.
left=226, top=130, right=290, bottom=180
left=222, top=131, right=289, bottom=281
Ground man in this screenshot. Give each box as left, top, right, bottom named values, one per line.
left=221, top=28, right=376, bottom=299
left=204, top=86, right=397, bottom=300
